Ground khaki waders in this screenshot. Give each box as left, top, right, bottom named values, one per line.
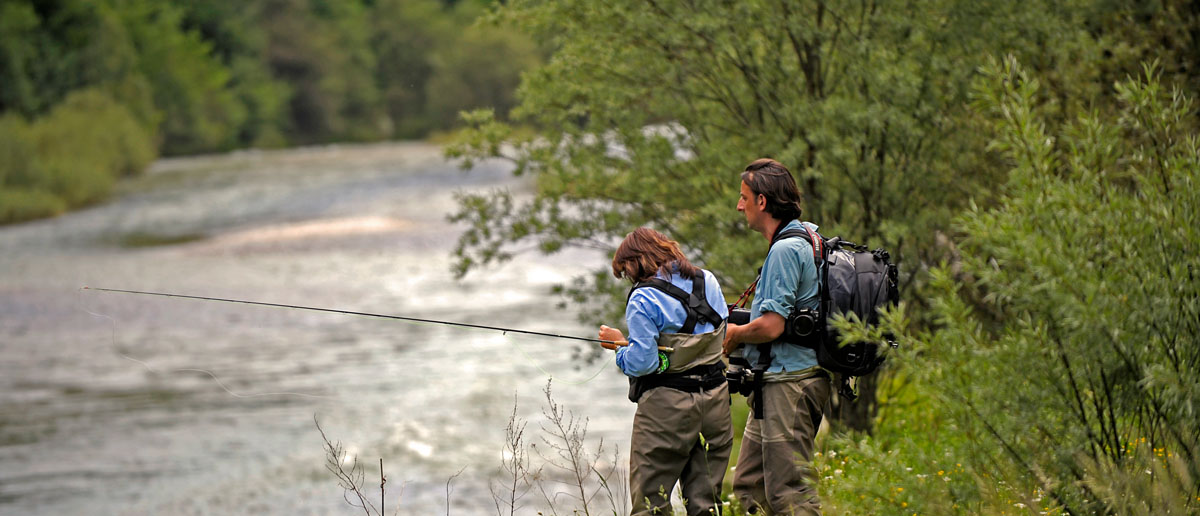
left=629, top=324, right=733, bottom=516
left=731, top=372, right=831, bottom=516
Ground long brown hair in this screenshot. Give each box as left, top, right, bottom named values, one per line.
left=611, top=227, right=701, bottom=282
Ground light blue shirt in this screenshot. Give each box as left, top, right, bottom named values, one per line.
left=742, top=220, right=821, bottom=373
left=616, top=267, right=729, bottom=377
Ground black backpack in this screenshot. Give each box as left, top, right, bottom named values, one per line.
left=799, top=229, right=898, bottom=378
left=733, top=223, right=898, bottom=394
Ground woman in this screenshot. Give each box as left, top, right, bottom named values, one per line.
left=598, top=227, right=732, bottom=516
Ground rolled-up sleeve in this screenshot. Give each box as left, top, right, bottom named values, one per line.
left=615, top=295, right=663, bottom=377
left=755, top=249, right=803, bottom=318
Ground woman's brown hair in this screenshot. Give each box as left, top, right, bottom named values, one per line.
left=611, top=227, right=701, bottom=282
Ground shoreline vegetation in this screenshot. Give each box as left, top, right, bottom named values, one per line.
left=0, top=0, right=538, bottom=225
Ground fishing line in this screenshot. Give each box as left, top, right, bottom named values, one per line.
left=78, top=287, right=338, bottom=400
left=503, top=332, right=613, bottom=386
left=83, top=287, right=626, bottom=346
left=82, top=286, right=627, bottom=389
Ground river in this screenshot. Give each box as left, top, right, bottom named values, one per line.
left=0, top=142, right=636, bottom=515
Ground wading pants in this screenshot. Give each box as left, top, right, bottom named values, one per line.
left=630, top=382, right=733, bottom=516
left=732, top=375, right=831, bottom=516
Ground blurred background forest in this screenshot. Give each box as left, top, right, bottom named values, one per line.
left=0, top=0, right=539, bottom=223
left=2, top=0, right=1198, bottom=514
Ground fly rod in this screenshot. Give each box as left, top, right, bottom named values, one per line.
left=82, top=286, right=671, bottom=351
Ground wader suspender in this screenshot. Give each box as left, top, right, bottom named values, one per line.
left=625, top=274, right=725, bottom=403
left=627, top=275, right=723, bottom=333
left=750, top=221, right=825, bottom=419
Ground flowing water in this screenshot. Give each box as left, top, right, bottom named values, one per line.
left=0, top=142, right=636, bottom=515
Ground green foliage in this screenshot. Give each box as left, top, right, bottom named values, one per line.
left=0, top=0, right=540, bottom=223
left=255, top=0, right=382, bottom=143
left=0, top=114, right=35, bottom=187
left=867, top=58, right=1200, bottom=515
left=0, top=1, right=42, bottom=116
left=0, top=0, right=537, bottom=152
left=0, top=88, right=154, bottom=222
left=370, top=0, right=542, bottom=139
left=425, top=15, right=540, bottom=131
left=168, top=0, right=291, bottom=148
left=0, top=0, right=132, bottom=116
left=113, top=0, right=245, bottom=155
left=445, top=0, right=1103, bottom=319
left=0, top=187, right=66, bottom=223
left=371, top=0, right=451, bottom=139
left=1077, top=436, right=1198, bottom=516
left=0, top=0, right=237, bottom=154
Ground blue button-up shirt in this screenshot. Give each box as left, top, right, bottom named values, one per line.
left=616, top=267, right=729, bottom=377
left=742, top=220, right=821, bottom=373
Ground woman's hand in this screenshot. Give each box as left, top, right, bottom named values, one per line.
left=598, top=325, right=626, bottom=350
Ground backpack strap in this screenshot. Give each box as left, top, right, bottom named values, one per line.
left=625, top=273, right=726, bottom=404
left=773, top=223, right=830, bottom=342
left=774, top=227, right=823, bottom=266
left=761, top=222, right=826, bottom=345
left=772, top=222, right=827, bottom=314
left=628, top=273, right=722, bottom=334
left=747, top=222, right=827, bottom=419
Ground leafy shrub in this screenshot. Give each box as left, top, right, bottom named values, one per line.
left=0, top=114, right=37, bottom=187
left=0, top=187, right=67, bottom=223
left=0, top=88, right=155, bottom=222
left=824, top=57, right=1200, bottom=516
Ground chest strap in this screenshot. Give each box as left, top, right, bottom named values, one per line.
left=628, top=274, right=723, bottom=334
left=626, top=273, right=726, bottom=403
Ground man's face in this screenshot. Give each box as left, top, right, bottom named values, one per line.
left=737, top=180, right=765, bottom=231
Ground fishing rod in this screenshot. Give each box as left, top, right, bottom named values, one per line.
left=82, top=286, right=672, bottom=352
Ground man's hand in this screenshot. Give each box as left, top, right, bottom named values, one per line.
left=598, top=325, right=626, bottom=350
left=722, top=324, right=743, bottom=356
left=724, top=312, right=786, bottom=355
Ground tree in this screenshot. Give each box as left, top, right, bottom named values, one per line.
left=0, top=0, right=153, bottom=122
left=424, top=4, right=540, bottom=131
left=113, top=0, right=246, bottom=154
left=168, top=0, right=291, bottom=148
left=894, top=57, right=1199, bottom=514
left=447, top=0, right=1096, bottom=432
left=259, top=0, right=384, bottom=143
left=371, top=0, right=449, bottom=138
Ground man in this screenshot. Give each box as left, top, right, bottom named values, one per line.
left=723, top=158, right=832, bottom=515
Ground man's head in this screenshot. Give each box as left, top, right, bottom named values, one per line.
left=737, top=158, right=803, bottom=232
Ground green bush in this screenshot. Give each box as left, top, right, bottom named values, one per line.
left=0, top=114, right=37, bottom=187
left=0, top=187, right=67, bottom=223
left=824, top=58, right=1200, bottom=516
left=28, top=89, right=154, bottom=205
left=0, top=88, right=155, bottom=223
